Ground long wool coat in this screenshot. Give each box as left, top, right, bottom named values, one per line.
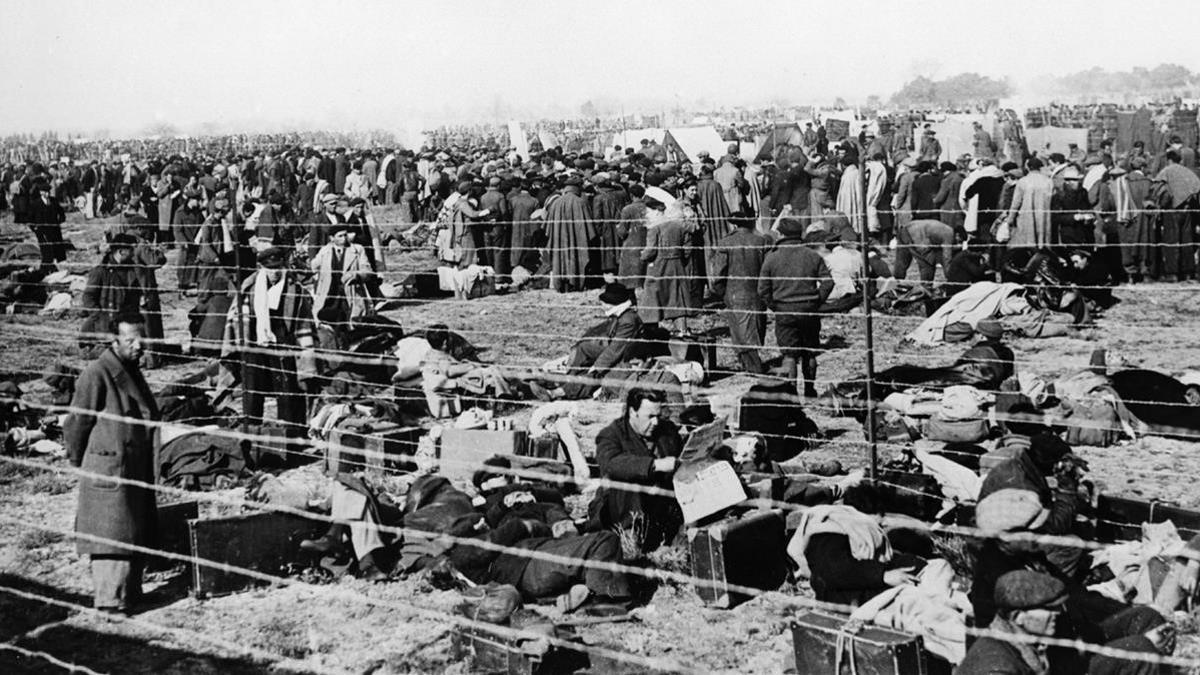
left=592, top=186, right=630, bottom=274
left=1006, top=171, right=1054, bottom=248
left=545, top=186, right=595, bottom=292
left=66, top=348, right=160, bottom=556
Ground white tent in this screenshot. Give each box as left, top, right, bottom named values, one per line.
left=611, top=128, right=665, bottom=151
left=662, top=126, right=728, bottom=163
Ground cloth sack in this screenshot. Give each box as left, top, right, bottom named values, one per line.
left=924, top=413, right=988, bottom=443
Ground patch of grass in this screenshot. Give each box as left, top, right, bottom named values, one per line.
left=29, top=470, right=75, bottom=495
left=0, top=461, right=43, bottom=485
left=249, top=615, right=312, bottom=660
left=15, top=529, right=65, bottom=551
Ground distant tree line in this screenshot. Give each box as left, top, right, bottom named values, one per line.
left=1033, top=64, right=1199, bottom=97
left=889, top=73, right=1012, bottom=108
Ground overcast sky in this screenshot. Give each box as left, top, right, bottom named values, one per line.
left=3, top=0, right=1199, bottom=135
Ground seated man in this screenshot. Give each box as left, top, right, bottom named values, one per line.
left=958, top=570, right=1069, bottom=675
left=812, top=228, right=864, bottom=314
left=530, top=283, right=642, bottom=401
left=419, top=324, right=512, bottom=418
left=943, top=245, right=992, bottom=297
left=586, top=388, right=683, bottom=553
left=0, top=242, right=49, bottom=312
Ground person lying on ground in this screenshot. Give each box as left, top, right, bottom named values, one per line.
left=439, top=456, right=634, bottom=612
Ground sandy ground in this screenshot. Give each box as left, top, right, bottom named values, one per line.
left=1, top=207, right=1199, bottom=673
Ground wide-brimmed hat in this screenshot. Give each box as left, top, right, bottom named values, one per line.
left=598, top=283, right=634, bottom=305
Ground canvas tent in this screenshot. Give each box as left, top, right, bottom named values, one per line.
left=661, top=126, right=728, bottom=163
left=611, top=128, right=665, bottom=152
left=755, top=123, right=807, bottom=161
left=1024, top=126, right=1089, bottom=157
left=911, top=115, right=990, bottom=163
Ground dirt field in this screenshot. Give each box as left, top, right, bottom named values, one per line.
left=1, top=207, right=1199, bottom=673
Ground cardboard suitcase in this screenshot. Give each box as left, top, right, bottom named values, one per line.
left=1095, top=495, right=1200, bottom=543
left=439, top=428, right=529, bottom=482
left=188, top=511, right=326, bottom=598
left=326, top=419, right=421, bottom=476
left=792, top=611, right=928, bottom=675
left=687, top=509, right=787, bottom=608
left=520, top=433, right=562, bottom=461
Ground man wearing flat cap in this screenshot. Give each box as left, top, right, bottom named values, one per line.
left=309, top=193, right=345, bottom=258
left=958, top=570, right=1066, bottom=674
left=223, top=246, right=317, bottom=436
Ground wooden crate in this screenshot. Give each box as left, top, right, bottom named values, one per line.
left=187, top=511, right=326, bottom=598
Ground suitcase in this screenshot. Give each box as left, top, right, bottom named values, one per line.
left=452, top=621, right=589, bottom=675
left=519, top=433, right=562, bottom=461
left=792, top=610, right=928, bottom=675
left=326, top=419, right=421, bottom=476
left=687, top=509, right=787, bottom=608
left=187, top=511, right=326, bottom=598
left=1095, top=495, right=1200, bottom=543
left=146, top=500, right=199, bottom=572
left=439, top=429, right=529, bottom=483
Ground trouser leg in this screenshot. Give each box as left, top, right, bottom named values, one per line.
left=91, top=555, right=141, bottom=610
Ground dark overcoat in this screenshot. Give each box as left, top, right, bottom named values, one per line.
left=65, top=348, right=160, bottom=556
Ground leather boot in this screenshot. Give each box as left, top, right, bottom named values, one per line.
left=357, top=553, right=388, bottom=583
left=300, top=522, right=348, bottom=554
left=800, top=357, right=819, bottom=399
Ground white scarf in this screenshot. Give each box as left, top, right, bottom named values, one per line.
left=377, top=154, right=395, bottom=188
left=959, top=165, right=1004, bottom=233
left=253, top=271, right=287, bottom=345
left=604, top=300, right=632, bottom=317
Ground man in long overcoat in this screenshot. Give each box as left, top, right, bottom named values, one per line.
left=1005, top=157, right=1055, bottom=250
left=65, top=313, right=160, bottom=612
left=545, top=177, right=594, bottom=292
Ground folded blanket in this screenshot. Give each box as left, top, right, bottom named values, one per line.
left=788, top=505, right=892, bottom=577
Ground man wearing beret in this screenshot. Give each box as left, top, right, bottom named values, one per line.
left=958, top=570, right=1066, bottom=674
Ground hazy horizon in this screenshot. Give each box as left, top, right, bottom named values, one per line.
left=4, top=0, right=1200, bottom=137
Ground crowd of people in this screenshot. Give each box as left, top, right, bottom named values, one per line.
left=4, top=112, right=1200, bottom=674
